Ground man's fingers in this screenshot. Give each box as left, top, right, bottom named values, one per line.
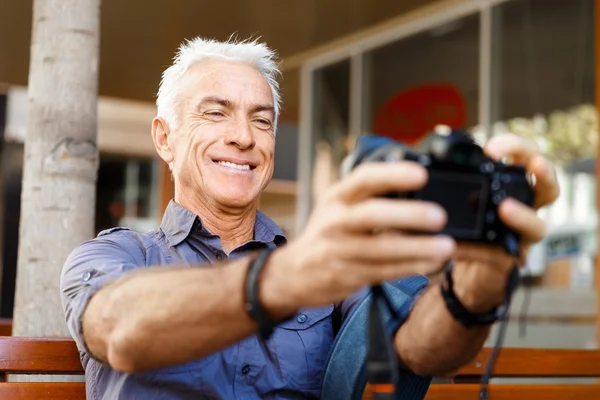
left=499, top=198, right=546, bottom=244
left=530, top=154, right=560, bottom=208
left=484, top=133, right=539, bottom=165
left=340, top=198, right=448, bottom=233
left=335, top=231, right=455, bottom=263
left=333, top=162, right=427, bottom=204
left=484, top=133, right=559, bottom=209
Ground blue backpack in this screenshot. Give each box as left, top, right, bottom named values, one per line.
left=321, top=276, right=432, bottom=400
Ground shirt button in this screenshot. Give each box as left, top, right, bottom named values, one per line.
left=296, top=314, right=308, bottom=323
left=82, top=271, right=92, bottom=282
left=241, top=364, right=251, bottom=375
left=216, top=253, right=224, bottom=261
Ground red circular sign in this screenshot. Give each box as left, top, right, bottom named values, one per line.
left=373, top=84, right=467, bottom=145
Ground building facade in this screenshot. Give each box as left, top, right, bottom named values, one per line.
left=296, top=0, right=598, bottom=349
left=0, top=0, right=597, bottom=349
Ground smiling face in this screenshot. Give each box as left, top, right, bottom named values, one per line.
left=153, top=59, right=276, bottom=210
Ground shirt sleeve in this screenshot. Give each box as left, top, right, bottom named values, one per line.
left=59, top=229, right=144, bottom=354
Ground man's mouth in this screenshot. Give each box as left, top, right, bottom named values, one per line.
left=214, top=160, right=255, bottom=171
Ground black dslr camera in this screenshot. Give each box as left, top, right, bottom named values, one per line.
left=343, top=129, right=535, bottom=250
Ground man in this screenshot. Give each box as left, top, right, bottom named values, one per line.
left=60, top=36, right=559, bottom=400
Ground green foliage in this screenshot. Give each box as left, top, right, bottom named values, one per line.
left=503, top=104, right=597, bottom=167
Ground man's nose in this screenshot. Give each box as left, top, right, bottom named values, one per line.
left=225, top=118, right=256, bottom=150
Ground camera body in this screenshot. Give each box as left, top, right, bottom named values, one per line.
left=344, top=129, right=535, bottom=248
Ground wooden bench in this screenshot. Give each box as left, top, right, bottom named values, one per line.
left=0, top=337, right=85, bottom=400
left=425, top=348, right=600, bottom=400
left=2, top=334, right=600, bottom=399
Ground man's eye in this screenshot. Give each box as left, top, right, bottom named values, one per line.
left=207, top=111, right=225, bottom=117
left=256, top=119, right=272, bottom=128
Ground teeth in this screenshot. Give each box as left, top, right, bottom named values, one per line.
left=216, top=161, right=251, bottom=170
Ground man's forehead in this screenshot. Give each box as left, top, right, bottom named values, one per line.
left=180, top=60, right=273, bottom=102
left=185, top=60, right=264, bottom=85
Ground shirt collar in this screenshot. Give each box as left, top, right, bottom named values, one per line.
left=160, top=200, right=198, bottom=247
left=160, top=200, right=287, bottom=247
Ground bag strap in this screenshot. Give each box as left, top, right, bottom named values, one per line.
left=321, top=276, right=431, bottom=400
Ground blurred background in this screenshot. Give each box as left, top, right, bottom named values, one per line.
left=0, top=0, right=598, bottom=357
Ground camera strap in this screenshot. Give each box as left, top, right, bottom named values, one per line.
left=366, top=235, right=521, bottom=400
left=477, top=234, right=521, bottom=400
left=366, top=285, right=401, bottom=399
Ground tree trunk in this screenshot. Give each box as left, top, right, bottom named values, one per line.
left=12, top=0, right=101, bottom=339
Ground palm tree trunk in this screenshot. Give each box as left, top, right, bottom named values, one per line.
left=12, top=0, right=101, bottom=339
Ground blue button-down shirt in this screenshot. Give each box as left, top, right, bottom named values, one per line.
left=60, top=201, right=425, bottom=399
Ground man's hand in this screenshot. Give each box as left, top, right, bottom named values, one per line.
left=261, top=161, right=456, bottom=316
left=451, top=133, right=560, bottom=313
left=390, top=133, right=560, bottom=377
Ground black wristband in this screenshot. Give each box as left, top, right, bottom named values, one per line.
left=244, top=247, right=279, bottom=339
left=440, top=260, right=520, bottom=329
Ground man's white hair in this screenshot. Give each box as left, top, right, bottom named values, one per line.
left=156, top=35, right=282, bottom=130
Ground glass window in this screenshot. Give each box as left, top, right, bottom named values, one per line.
left=0, top=143, right=22, bottom=318
left=304, top=0, right=597, bottom=352
left=488, top=0, right=596, bottom=350
left=96, top=156, right=160, bottom=233
left=364, top=13, right=481, bottom=144
left=0, top=150, right=160, bottom=318
left=310, top=60, right=351, bottom=205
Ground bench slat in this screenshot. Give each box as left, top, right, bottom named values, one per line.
left=456, top=348, right=600, bottom=377
left=425, top=384, right=600, bottom=400
left=0, top=338, right=84, bottom=374
left=2, top=337, right=600, bottom=399
left=0, top=382, right=85, bottom=400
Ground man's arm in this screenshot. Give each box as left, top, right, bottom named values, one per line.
left=394, top=133, right=559, bottom=377
left=62, top=162, right=456, bottom=375
left=393, top=262, right=504, bottom=377
left=83, top=259, right=263, bottom=373
left=61, top=236, right=297, bottom=374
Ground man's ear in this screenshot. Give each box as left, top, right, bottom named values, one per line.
left=151, top=117, right=174, bottom=164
